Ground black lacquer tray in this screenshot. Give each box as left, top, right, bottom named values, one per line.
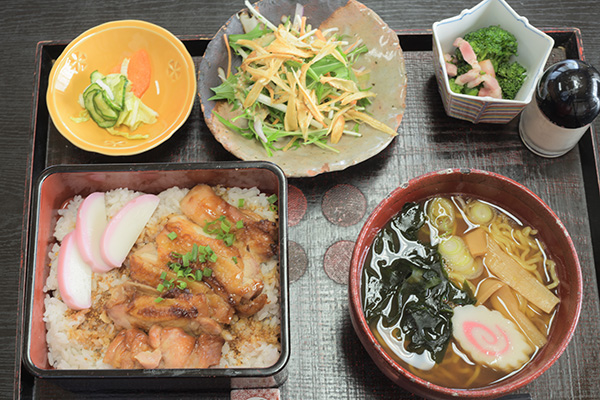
left=17, top=29, right=600, bottom=399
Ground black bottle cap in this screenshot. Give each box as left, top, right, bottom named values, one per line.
left=536, top=59, right=600, bottom=128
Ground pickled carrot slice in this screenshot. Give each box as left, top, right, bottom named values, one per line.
left=127, top=49, right=152, bottom=98
left=108, top=49, right=152, bottom=98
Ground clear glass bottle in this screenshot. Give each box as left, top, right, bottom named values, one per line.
left=519, top=59, right=600, bottom=157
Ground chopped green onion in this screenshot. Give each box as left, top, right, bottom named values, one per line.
left=154, top=297, right=164, bottom=303
left=178, top=281, right=187, bottom=290
left=167, top=231, right=177, bottom=240
left=238, top=198, right=245, bottom=208
left=221, top=220, right=231, bottom=233
left=232, top=256, right=238, bottom=264
left=468, top=201, right=495, bottom=225
left=191, top=243, right=198, bottom=261
left=203, top=267, right=213, bottom=277
left=267, top=194, right=278, bottom=204
left=195, top=270, right=203, bottom=281
left=168, top=262, right=181, bottom=271
left=160, top=271, right=167, bottom=280
left=236, top=220, right=244, bottom=229
left=157, top=283, right=165, bottom=292
left=204, top=217, right=238, bottom=246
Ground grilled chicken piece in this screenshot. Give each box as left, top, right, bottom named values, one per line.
left=235, top=292, right=268, bottom=317
left=180, top=184, right=279, bottom=263
left=128, top=243, right=164, bottom=287
left=104, top=326, right=224, bottom=369
left=129, top=243, right=234, bottom=325
left=148, top=325, right=224, bottom=369
left=105, top=282, right=227, bottom=336
left=158, top=215, right=265, bottom=302
left=180, top=184, right=259, bottom=227
left=128, top=184, right=276, bottom=320
left=133, top=347, right=162, bottom=369
left=103, top=328, right=153, bottom=369
left=234, top=218, right=278, bottom=263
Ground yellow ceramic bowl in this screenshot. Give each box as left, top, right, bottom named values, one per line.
left=47, top=20, right=196, bottom=156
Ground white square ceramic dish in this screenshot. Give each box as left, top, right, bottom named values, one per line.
left=432, top=0, right=554, bottom=123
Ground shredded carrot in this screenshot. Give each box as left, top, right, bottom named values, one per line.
left=315, top=29, right=326, bottom=42
left=300, top=16, right=307, bottom=35
left=266, top=85, right=275, bottom=101
left=282, top=137, right=297, bottom=151
left=344, top=39, right=361, bottom=54
left=223, top=34, right=232, bottom=78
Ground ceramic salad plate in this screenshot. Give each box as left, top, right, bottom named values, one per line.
left=198, top=0, right=407, bottom=177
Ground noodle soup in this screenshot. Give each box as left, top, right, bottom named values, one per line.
left=361, top=195, right=559, bottom=389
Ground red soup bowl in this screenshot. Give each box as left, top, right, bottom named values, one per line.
left=348, top=168, right=582, bottom=399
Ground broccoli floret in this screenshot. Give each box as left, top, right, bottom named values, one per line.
left=496, top=61, right=527, bottom=100
left=449, top=25, right=527, bottom=99
left=448, top=78, right=481, bottom=96
left=448, top=78, right=463, bottom=94
left=456, top=63, right=471, bottom=76
left=459, top=25, right=518, bottom=68
left=464, top=86, right=480, bottom=96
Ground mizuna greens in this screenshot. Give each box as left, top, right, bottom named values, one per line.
left=209, top=1, right=398, bottom=156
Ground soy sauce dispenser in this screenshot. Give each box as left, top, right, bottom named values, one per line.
left=519, top=59, right=600, bottom=157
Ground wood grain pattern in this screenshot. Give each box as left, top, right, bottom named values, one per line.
left=3, top=1, right=600, bottom=399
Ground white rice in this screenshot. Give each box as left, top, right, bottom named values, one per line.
left=43, top=185, right=281, bottom=370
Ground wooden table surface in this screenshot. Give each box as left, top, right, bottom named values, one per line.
left=3, top=1, right=600, bottom=399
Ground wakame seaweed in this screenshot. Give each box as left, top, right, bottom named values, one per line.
left=361, top=202, right=474, bottom=363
